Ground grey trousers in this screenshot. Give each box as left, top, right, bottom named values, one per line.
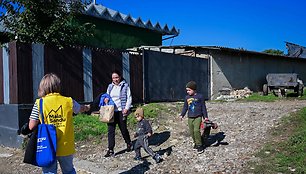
left=134, top=135, right=155, bottom=157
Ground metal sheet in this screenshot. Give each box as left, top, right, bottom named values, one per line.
left=143, top=50, right=209, bottom=102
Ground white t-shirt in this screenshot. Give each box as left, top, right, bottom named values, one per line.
left=109, top=83, right=132, bottom=112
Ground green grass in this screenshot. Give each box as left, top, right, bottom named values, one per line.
left=128, top=102, right=167, bottom=125
left=244, top=107, right=306, bottom=173
left=73, top=113, right=108, bottom=141
left=74, top=103, right=166, bottom=141
left=243, top=93, right=278, bottom=102
left=242, top=88, right=306, bottom=102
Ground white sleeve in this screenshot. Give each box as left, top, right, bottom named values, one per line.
left=29, top=103, right=39, bottom=120
left=125, top=87, right=132, bottom=110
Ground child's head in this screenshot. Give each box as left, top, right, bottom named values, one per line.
left=134, top=107, right=144, bottom=121
left=38, top=73, right=61, bottom=97
left=185, top=81, right=197, bottom=96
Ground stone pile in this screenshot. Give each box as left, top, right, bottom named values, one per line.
left=216, top=87, right=253, bottom=101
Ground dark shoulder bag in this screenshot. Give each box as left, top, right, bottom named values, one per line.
left=23, top=129, right=38, bottom=166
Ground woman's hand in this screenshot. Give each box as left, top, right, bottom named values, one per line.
left=79, top=105, right=90, bottom=113
left=122, top=109, right=128, bottom=115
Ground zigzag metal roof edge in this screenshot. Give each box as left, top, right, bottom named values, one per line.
left=84, top=3, right=179, bottom=36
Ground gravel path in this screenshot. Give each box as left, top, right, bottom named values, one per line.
left=1, top=100, right=306, bottom=174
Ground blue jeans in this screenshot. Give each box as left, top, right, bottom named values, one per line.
left=42, top=155, right=76, bottom=174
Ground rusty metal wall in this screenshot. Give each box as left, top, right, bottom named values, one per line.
left=44, top=45, right=84, bottom=101
left=8, top=42, right=18, bottom=104
left=16, top=43, right=33, bottom=104
left=143, top=50, right=209, bottom=102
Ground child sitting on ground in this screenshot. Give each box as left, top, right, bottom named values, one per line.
left=133, top=107, right=162, bottom=163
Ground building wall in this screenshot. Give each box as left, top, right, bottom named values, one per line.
left=210, top=49, right=306, bottom=98
left=143, top=50, right=209, bottom=102
left=44, top=45, right=84, bottom=100
left=91, top=49, right=123, bottom=98
left=78, top=16, right=162, bottom=49
left=0, top=42, right=132, bottom=148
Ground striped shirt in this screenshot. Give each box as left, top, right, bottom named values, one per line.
left=29, top=100, right=81, bottom=120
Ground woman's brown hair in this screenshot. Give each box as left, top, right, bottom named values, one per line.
left=38, top=73, right=61, bottom=97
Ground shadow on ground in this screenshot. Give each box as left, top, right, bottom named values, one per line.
left=119, top=131, right=172, bottom=173
left=205, top=131, right=229, bottom=147
left=119, top=159, right=151, bottom=174
left=149, top=131, right=171, bottom=146
left=115, top=131, right=171, bottom=156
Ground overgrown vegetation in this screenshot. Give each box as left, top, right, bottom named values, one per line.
left=244, top=107, right=306, bottom=173
left=74, top=103, right=167, bottom=141
left=0, top=0, right=95, bottom=48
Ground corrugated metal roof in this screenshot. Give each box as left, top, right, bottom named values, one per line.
left=134, top=45, right=292, bottom=58
left=286, top=42, right=306, bottom=58
left=84, top=3, right=179, bottom=36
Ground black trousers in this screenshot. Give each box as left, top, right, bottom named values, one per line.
left=107, top=111, right=131, bottom=150
left=134, top=135, right=155, bottom=158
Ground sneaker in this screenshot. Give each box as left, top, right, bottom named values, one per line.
left=126, top=143, right=133, bottom=152
left=153, top=154, right=162, bottom=163
left=133, top=156, right=142, bottom=161
left=196, top=146, right=204, bottom=154
left=104, top=150, right=114, bottom=157
left=193, top=144, right=197, bottom=150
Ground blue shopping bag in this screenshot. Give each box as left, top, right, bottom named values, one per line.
left=36, top=99, right=57, bottom=167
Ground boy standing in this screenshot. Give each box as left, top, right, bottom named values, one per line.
left=133, top=108, right=162, bottom=163
left=180, top=81, right=208, bottom=154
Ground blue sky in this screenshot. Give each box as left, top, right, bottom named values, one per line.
left=98, top=0, right=306, bottom=53
left=1, top=1, right=305, bottom=53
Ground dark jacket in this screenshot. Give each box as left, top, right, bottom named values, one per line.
left=135, top=119, right=152, bottom=137
left=180, top=93, right=208, bottom=118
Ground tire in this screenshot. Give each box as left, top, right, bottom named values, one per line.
left=263, top=84, right=268, bottom=96
left=297, top=86, right=304, bottom=96
left=279, top=89, right=286, bottom=97
left=272, top=90, right=277, bottom=97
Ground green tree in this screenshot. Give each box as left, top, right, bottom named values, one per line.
left=0, top=0, right=95, bottom=48
left=262, top=49, right=284, bottom=56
